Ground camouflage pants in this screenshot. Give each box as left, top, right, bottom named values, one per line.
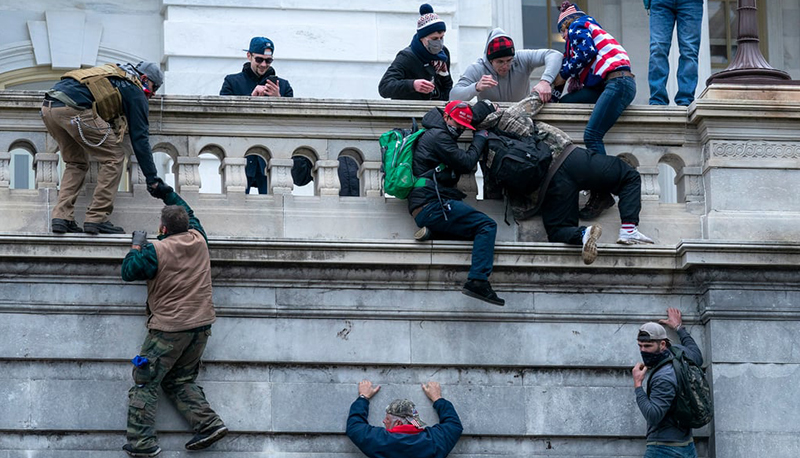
left=126, top=326, right=224, bottom=449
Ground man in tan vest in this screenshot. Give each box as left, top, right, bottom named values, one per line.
left=120, top=181, right=227, bottom=457
left=42, top=61, right=166, bottom=234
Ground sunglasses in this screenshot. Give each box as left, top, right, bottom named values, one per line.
left=254, top=56, right=273, bottom=64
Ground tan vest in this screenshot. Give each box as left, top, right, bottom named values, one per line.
left=146, top=229, right=215, bottom=332
left=62, top=64, right=143, bottom=122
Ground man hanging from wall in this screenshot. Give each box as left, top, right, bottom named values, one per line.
left=346, top=379, right=463, bottom=458
left=42, top=61, right=167, bottom=234
left=120, top=181, right=227, bottom=457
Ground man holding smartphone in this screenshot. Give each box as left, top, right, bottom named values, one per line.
left=220, top=36, right=294, bottom=97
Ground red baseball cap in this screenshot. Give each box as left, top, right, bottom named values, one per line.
left=444, top=100, right=476, bottom=130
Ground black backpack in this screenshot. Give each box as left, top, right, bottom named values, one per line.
left=485, top=131, right=552, bottom=196
left=649, top=346, right=714, bottom=429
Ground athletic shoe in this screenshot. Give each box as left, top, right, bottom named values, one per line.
left=414, top=226, right=431, bottom=242
left=462, top=279, right=505, bottom=306
left=185, top=425, right=229, bottom=451
left=579, top=192, right=615, bottom=220
left=581, top=225, right=602, bottom=265
left=122, top=444, right=161, bottom=457
left=617, top=227, right=655, bottom=245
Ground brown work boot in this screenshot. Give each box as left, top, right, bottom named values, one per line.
left=579, top=192, right=615, bottom=220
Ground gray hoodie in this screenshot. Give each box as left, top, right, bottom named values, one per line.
left=450, top=28, right=562, bottom=103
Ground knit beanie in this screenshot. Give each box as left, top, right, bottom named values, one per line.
left=417, top=4, right=446, bottom=38
left=557, top=1, right=585, bottom=30
left=487, top=36, right=515, bottom=61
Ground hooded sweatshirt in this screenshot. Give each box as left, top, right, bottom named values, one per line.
left=450, top=28, right=562, bottom=102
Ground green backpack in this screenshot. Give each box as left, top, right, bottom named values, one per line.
left=379, top=122, right=427, bottom=199
left=649, top=346, right=714, bottom=429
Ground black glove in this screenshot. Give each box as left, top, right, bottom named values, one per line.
left=131, top=231, right=148, bottom=247
left=470, top=100, right=496, bottom=126
left=147, top=178, right=173, bottom=200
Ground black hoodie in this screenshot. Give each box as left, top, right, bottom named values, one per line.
left=219, top=62, right=294, bottom=97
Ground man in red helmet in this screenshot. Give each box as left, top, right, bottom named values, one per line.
left=408, top=100, right=504, bottom=306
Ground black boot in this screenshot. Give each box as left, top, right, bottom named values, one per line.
left=579, top=191, right=615, bottom=220
left=462, top=279, right=505, bottom=306
left=51, top=218, right=84, bottom=234
left=83, top=221, right=125, bottom=234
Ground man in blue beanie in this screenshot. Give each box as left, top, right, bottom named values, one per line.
left=379, top=4, right=452, bottom=100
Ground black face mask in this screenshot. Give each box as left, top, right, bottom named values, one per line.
left=641, top=348, right=671, bottom=368
left=447, top=125, right=465, bottom=138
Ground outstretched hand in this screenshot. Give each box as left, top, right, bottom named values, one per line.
left=421, top=381, right=442, bottom=402
left=358, top=379, right=381, bottom=400
left=147, top=178, right=173, bottom=200
left=659, top=307, right=683, bottom=330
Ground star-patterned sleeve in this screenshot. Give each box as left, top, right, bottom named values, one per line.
left=559, top=24, right=598, bottom=80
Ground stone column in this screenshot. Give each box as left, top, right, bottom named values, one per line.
left=221, top=157, right=247, bottom=195
left=176, top=156, right=201, bottom=194
left=675, top=166, right=704, bottom=207
left=269, top=158, right=294, bottom=195
left=359, top=161, right=382, bottom=197
left=0, top=152, right=10, bottom=188
left=315, top=159, right=340, bottom=196
left=33, top=153, right=60, bottom=189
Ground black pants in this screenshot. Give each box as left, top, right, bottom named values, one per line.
left=541, top=147, right=641, bottom=245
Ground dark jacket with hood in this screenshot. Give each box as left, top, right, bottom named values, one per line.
left=378, top=37, right=453, bottom=101
left=346, top=396, right=463, bottom=458
left=219, top=62, right=294, bottom=97
left=407, top=108, right=487, bottom=213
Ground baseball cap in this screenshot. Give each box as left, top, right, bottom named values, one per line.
left=444, top=100, right=476, bottom=130
left=385, top=399, right=426, bottom=428
left=134, top=61, right=164, bottom=89
left=246, top=37, right=274, bottom=55
left=637, top=322, right=669, bottom=342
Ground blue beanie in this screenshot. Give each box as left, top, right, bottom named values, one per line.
left=417, top=4, right=446, bottom=38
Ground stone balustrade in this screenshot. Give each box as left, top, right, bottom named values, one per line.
left=1, top=86, right=800, bottom=458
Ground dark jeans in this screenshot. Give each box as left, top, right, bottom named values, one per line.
left=649, top=0, right=704, bottom=106
left=414, top=199, right=497, bottom=281
left=246, top=175, right=268, bottom=194
left=541, top=147, right=641, bottom=245
left=559, top=76, right=636, bottom=155
left=644, top=442, right=697, bottom=458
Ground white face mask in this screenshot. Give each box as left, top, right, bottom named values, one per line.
left=425, top=38, right=444, bottom=54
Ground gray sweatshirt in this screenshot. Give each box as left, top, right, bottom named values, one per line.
left=450, top=28, right=562, bottom=102
left=635, top=327, right=704, bottom=445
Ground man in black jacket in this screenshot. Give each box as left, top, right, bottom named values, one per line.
left=346, top=379, right=462, bottom=458
left=378, top=4, right=452, bottom=101
left=219, top=37, right=293, bottom=97
left=42, top=61, right=166, bottom=235
left=409, top=101, right=503, bottom=306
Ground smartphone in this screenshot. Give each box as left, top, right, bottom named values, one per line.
left=267, top=75, right=279, bottom=85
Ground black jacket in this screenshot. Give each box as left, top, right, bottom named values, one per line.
left=219, top=63, right=294, bottom=97
left=378, top=47, right=452, bottom=101
left=346, top=397, right=463, bottom=458
left=407, top=108, right=487, bottom=213
left=49, top=76, right=158, bottom=185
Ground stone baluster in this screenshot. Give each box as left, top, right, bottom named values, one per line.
left=639, top=166, right=661, bottom=201
left=675, top=166, right=704, bottom=212
left=176, top=156, right=201, bottom=193
left=0, top=152, right=10, bottom=188
left=315, top=159, right=340, bottom=196
left=33, top=153, right=60, bottom=189
left=359, top=161, right=382, bottom=197
left=222, top=157, right=247, bottom=195
left=269, top=158, right=294, bottom=195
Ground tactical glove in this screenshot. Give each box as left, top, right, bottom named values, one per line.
left=131, top=230, right=148, bottom=247
left=147, top=178, right=173, bottom=200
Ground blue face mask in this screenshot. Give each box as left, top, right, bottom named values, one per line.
left=641, top=348, right=671, bottom=368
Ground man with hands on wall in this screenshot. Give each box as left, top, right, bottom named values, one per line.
left=346, top=379, right=463, bottom=458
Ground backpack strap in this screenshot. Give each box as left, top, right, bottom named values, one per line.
left=513, top=143, right=577, bottom=220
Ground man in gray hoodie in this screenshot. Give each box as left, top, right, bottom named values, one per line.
left=632, top=308, right=703, bottom=458
left=450, top=28, right=561, bottom=103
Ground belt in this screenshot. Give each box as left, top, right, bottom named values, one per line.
left=42, top=98, right=66, bottom=108
left=605, top=70, right=635, bottom=82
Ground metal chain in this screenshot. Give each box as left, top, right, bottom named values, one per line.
left=71, top=115, right=110, bottom=147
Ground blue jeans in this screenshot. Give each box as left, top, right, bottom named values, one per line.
left=559, top=76, right=636, bottom=156
left=648, top=0, right=704, bottom=106
left=414, top=200, right=497, bottom=281
left=644, top=443, right=697, bottom=458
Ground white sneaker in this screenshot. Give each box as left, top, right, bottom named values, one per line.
left=617, top=227, right=654, bottom=245
left=581, top=225, right=602, bottom=265
left=414, top=226, right=431, bottom=242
